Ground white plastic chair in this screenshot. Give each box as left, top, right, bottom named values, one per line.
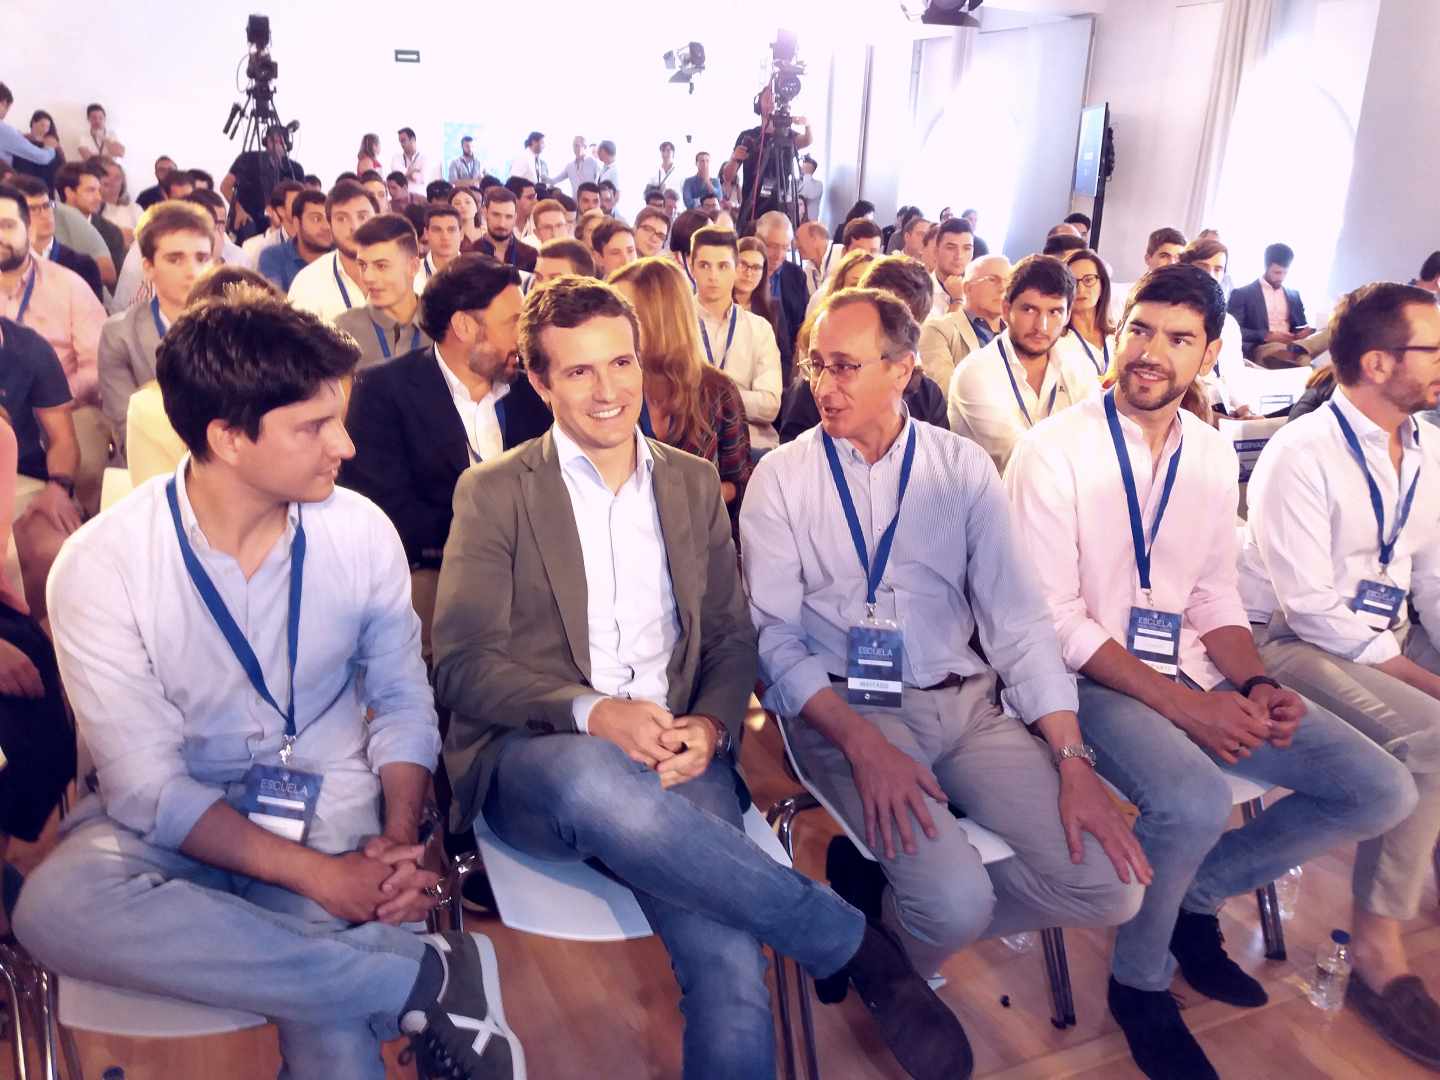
left=764, top=712, right=1077, bottom=1080
left=99, top=468, right=133, bottom=512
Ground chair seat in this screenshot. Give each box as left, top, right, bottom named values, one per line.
left=58, top=977, right=266, bottom=1038
left=474, top=804, right=790, bottom=943
left=1224, top=773, right=1272, bottom=804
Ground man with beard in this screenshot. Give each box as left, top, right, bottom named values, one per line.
left=928, top=218, right=976, bottom=321
left=1003, top=265, right=1414, bottom=1080
left=472, top=187, right=537, bottom=273
left=1236, top=283, right=1440, bottom=1070
left=287, top=180, right=378, bottom=323
left=335, top=214, right=432, bottom=372
left=259, top=188, right=332, bottom=293
left=341, top=255, right=551, bottom=658
left=948, top=255, right=1098, bottom=473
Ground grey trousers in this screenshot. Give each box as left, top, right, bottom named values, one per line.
left=785, top=672, right=1144, bottom=975
left=1255, top=615, right=1440, bottom=919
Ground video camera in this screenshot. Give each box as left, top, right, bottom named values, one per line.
left=766, top=30, right=805, bottom=138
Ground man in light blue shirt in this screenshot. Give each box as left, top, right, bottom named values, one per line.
left=0, top=83, right=56, bottom=169
left=16, top=290, right=524, bottom=1080
left=741, top=287, right=1148, bottom=982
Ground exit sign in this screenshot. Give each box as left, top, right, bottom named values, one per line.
left=394, top=49, right=420, bottom=63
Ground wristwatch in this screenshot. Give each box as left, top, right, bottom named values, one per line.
left=699, top=715, right=732, bottom=759
left=1053, top=743, right=1097, bottom=769
left=47, top=474, right=76, bottom=499
left=1240, top=675, right=1282, bottom=698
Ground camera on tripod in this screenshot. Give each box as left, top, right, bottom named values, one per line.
left=245, top=15, right=279, bottom=84
left=767, top=30, right=805, bottom=136
left=224, top=13, right=298, bottom=152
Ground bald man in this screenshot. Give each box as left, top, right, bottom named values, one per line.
left=918, top=254, right=1011, bottom=391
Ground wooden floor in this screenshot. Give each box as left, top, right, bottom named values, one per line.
left=4, top=710, right=1437, bottom=1080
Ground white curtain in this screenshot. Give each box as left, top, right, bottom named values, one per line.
left=1185, top=0, right=1276, bottom=235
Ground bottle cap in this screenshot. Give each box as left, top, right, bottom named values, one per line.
left=1331, top=929, right=1351, bottom=945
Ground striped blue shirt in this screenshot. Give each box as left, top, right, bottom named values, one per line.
left=740, top=411, right=1077, bottom=721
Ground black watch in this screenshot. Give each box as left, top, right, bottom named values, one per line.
left=47, top=475, right=76, bottom=499
left=1240, top=675, right=1282, bottom=698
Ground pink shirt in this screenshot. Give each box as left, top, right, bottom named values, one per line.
left=0, top=257, right=102, bottom=406
left=1260, top=278, right=1290, bottom=335
left=1004, top=393, right=1250, bottom=689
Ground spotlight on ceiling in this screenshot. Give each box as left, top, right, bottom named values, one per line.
left=900, top=0, right=984, bottom=28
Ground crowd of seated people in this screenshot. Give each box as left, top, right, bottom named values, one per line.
left=4, top=73, right=1440, bottom=1080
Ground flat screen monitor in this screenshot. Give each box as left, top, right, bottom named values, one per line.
left=1074, top=103, right=1108, bottom=197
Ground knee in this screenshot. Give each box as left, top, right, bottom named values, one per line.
left=1141, top=767, right=1232, bottom=842
left=12, top=852, right=99, bottom=967
left=1093, top=875, right=1145, bottom=927
left=1357, top=759, right=1420, bottom=836
left=892, top=871, right=996, bottom=955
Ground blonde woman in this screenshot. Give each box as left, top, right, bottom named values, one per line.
left=607, top=257, right=751, bottom=507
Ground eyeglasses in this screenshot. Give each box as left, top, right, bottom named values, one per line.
left=1074, top=274, right=1101, bottom=288
left=970, top=273, right=1004, bottom=287
left=799, top=356, right=890, bottom=384
left=1392, top=343, right=1440, bottom=358
left=25, top=200, right=54, bottom=214
left=637, top=224, right=668, bottom=242
left=737, top=261, right=765, bottom=274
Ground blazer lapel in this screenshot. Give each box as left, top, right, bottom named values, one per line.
left=135, top=303, right=162, bottom=378
left=520, top=433, right=592, bottom=681
left=412, top=350, right=471, bottom=476
left=650, top=443, right=697, bottom=641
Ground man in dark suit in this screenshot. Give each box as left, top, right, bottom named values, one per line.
left=342, top=255, right=552, bottom=657
left=754, top=209, right=809, bottom=386
left=433, top=276, right=974, bottom=1080
left=1227, top=242, right=1315, bottom=364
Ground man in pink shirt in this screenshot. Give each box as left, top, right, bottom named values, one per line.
left=1005, top=264, right=1413, bottom=1080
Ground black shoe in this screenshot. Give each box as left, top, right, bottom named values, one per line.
left=1108, top=977, right=1218, bottom=1080
left=1170, top=909, right=1268, bottom=1007
left=460, top=870, right=497, bottom=916
left=840, top=923, right=973, bottom=1080
left=401, top=932, right=525, bottom=1079
left=1348, top=973, right=1440, bottom=1070
left=815, top=837, right=888, bottom=1004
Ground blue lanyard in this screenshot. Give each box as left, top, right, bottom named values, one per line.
left=680, top=257, right=697, bottom=293
left=423, top=255, right=434, bottom=279
left=371, top=319, right=421, bottom=360
left=699, top=306, right=738, bottom=370
left=14, top=263, right=37, bottom=324
left=1330, top=402, right=1422, bottom=568
left=165, top=478, right=305, bottom=744
left=1070, top=327, right=1108, bottom=376
left=331, top=255, right=353, bottom=310
left=997, top=337, right=1058, bottom=427
left=150, top=297, right=167, bottom=339
left=1104, top=389, right=1182, bottom=595
left=822, top=422, right=918, bottom=611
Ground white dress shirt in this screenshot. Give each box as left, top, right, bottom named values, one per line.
left=434, top=346, right=511, bottom=462
left=1004, top=393, right=1250, bottom=689
left=740, top=412, right=1077, bottom=721
left=46, top=460, right=439, bottom=851
left=1238, top=386, right=1440, bottom=664
left=241, top=227, right=284, bottom=270
left=511, top=152, right=548, bottom=184
left=929, top=271, right=959, bottom=322
left=287, top=252, right=364, bottom=324
left=698, top=302, right=783, bottom=449
left=392, top=151, right=430, bottom=196
left=552, top=425, right=681, bottom=730
left=947, top=329, right=1102, bottom=473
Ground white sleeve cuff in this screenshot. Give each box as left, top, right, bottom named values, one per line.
left=571, top=693, right=607, bottom=733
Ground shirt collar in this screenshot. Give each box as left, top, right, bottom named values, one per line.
left=1333, top=384, right=1421, bottom=447
left=432, top=344, right=513, bottom=405
left=552, top=421, right=654, bottom=494
left=368, top=301, right=420, bottom=331
left=831, top=406, right=914, bottom=467
left=171, top=455, right=301, bottom=551
left=1107, top=393, right=1184, bottom=457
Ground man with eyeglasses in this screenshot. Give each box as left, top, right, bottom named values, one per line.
left=1238, top=282, right=1440, bottom=1069
left=632, top=207, right=670, bottom=259
left=741, top=286, right=1148, bottom=1015
left=918, top=254, right=1010, bottom=394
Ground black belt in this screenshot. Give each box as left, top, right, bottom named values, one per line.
left=829, top=672, right=966, bottom=692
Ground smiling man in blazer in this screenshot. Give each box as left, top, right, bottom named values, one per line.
left=430, top=275, right=976, bottom=1080
left=341, top=254, right=551, bottom=656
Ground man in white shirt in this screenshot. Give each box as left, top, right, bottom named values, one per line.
left=414, top=205, right=463, bottom=290
left=287, top=179, right=378, bottom=323
left=15, top=288, right=524, bottom=1080
left=435, top=275, right=974, bottom=1080
left=742, top=286, right=1145, bottom=1002
left=335, top=214, right=432, bottom=372
left=1239, top=282, right=1440, bottom=1067
left=391, top=127, right=429, bottom=197
left=75, top=103, right=124, bottom=163
left=595, top=141, right=620, bottom=202
left=948, top=255, right=1099, bottom=473
left=927, top=218, right=976, bottom=322
left=1005, top=265, right=1412, bottom=1080
left=691, top=225, right=782, bottom=451
left=554, top=136, right=600, bottom=196
left=795, top=221, right=832, bottom=294
left=652, top=140, right=679, bottom=195
left=510, top=131, right=548, bottom=185
left=918, top=253, right=1009, bottom=394
left=1110, top=226, right=1186, bottom=326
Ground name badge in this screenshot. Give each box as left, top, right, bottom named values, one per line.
left=238, top=762, right=323, bottom=844
left=1351, top=579, right=1405, bottom=632
left=1127, top=607, right=1182, bottom=679
left=847, top=619, right=905, bottom=708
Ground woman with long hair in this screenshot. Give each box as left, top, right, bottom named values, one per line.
left=357, top=133, right=382, bottom=175
left=450, top=187, right=485, bottom=250
left=734, top=236, right=778, bottom=336
left=1061, top=247, right=1114, bottom=379
left=831, top=199, right=875, bottom=246
left=608, top=258, right=751, bottom=508
left=819, top=249, right=876, bottom=302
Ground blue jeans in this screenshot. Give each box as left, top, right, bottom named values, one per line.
left=481, top=734, right=865, bottom=1080
left=13, top=798, right=426, bottom=1080
left=1077, top=678, right=1416, bottom=992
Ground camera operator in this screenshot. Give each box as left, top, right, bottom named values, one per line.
left=221, top=124, right=304, bottom=244
left=726, top=84, right=812, bottom=227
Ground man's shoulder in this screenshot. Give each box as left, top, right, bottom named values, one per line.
left=1, top=316, right=55, bottom=358
left=332, top=306, right=371, bottom=337
left=99, top=305, right=137, bottom=343
left=287, top=252, right=331, bottom=289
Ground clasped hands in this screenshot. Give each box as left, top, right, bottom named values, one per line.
left=588, top=697, right=717, bottom=789
left=1173, top=682, right=1304, bottom=765
left=312, top=835, right=443, bottom=927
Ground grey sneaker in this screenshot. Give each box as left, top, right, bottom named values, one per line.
left=401, top=932, right=525, bottom=1079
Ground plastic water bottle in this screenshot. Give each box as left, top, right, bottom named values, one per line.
left=1274, top=866, right=1303, bottom=920
left=1001, top=931, right=1037, bottom=954
left=1310, top=929, right=1352, bottom=1014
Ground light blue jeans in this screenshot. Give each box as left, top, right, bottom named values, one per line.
left=481, top=734, right=866, bottom=1080
left=13, top=797, right=427, bottom=1080
left=1077, top=677, right=1417, bottom=991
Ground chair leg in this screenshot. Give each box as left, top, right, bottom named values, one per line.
left=0, top=945, right=32, bottom=1080
left=1040, top=927, right=1076, bottom=1029
left=34, top=966, right=60, bottom=1080
left=795, top=968, right=820, bottom=1080
left=767, top=792, right=820, bottom=862
left=1240, top=797, right=1287, bottom=960
left=772, top=949, right=798, bottom=1080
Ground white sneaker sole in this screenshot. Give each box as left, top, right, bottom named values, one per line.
left=466, top=932, right=527, bottom=1080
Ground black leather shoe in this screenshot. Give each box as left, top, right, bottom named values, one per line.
left=841, top=924, right=973, bottom=1080
left=1108, top=977, right=1218, bottom=1080
left=1348, top=973, right=1440, bottom=1069
left=815, top=837, right=888, bottom=1004
left=1170, top=909, right=1268, bottom=1007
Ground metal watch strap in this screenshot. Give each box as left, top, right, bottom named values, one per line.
left=1054, top=743, right=1097, bottom=768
